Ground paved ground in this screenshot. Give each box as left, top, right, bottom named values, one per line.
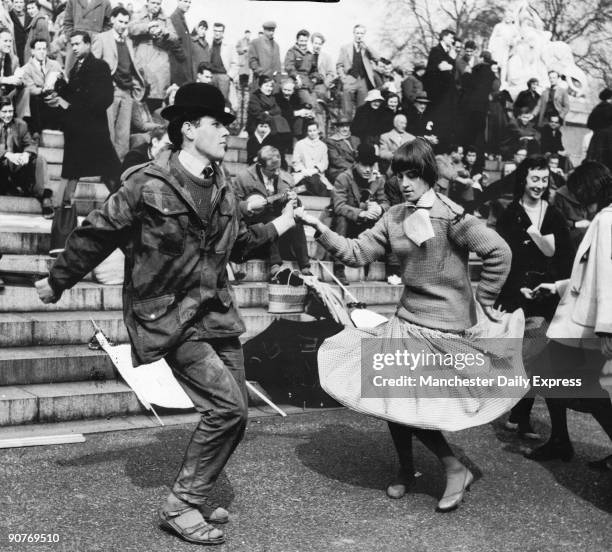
left=1, top=401, right=611, bottom=552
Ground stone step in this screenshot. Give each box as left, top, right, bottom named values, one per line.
left=0, top=381, right=144, bottom=425
left=0, top=280, right=404, bottom=315
left=0, top=254, right=95, bottom=283
left=0, top=307, right=312, bottom=347
left=0, top=196, right=43, bottom=215
left=40, top=130, right=248, bottom=152
left=0, top=345, right=116, bottom=386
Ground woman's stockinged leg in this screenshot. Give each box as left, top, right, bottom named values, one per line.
left=386, top=422, right=415, bottom=499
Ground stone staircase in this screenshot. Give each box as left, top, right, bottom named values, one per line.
left=0, top=131, right=484, bottom=428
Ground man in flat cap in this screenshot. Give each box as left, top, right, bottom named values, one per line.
left=248, top=20, right=281, bottom=90
left=35, top=83, right=298, bottom=546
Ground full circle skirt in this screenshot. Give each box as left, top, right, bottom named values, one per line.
left=318, top=304, right=527, bottom=431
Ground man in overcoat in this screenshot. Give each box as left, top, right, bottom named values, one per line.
left=35, top=83, right=298, bottom=546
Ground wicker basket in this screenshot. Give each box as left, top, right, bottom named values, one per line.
left=268, top=274, right=307, bottom=314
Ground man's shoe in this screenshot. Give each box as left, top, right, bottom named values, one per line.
left=524, top=439, right=574, bottom=462
left=41, top=189, right=54, bottom=219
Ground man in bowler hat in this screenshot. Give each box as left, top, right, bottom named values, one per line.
left=35, top=83, right=298, bottom=545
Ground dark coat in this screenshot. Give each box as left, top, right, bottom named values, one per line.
left=121, top=142, right=151, bottom=172
left=246, top=132, right=281, bottom=165
left=540, top=126, right=564, bottom=155
left=513, top=89, right=540, bottom=118
left=401, top=73, right=424, bottom=109
left=325, top=133, right=360, bottom=182
left=47, top=149, right=278, bottom=366
left=587, top=125, right=612, bottom=173
left=460, top=63, right=496, bottom=113
left=350, top=103, right=388, bottom=145
left=246, top=89, right=288, bottom=135
left=58, top=53, right=120, bottom=179
left=10, top=9, right=32, bottom=65
left=169, top=8, right=192, bottom=85
left=586, top=101, right=612, bottom=132
left=424, top=44, right=455, bottom=105
left=405, top=108, right=435, bottom=137
left=496, top=201, right=574, bottom=319
left=191, top=36, right=210, bottom=79
left=551, top=184, right=592, bottom=249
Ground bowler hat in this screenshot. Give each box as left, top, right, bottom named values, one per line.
left=160, top=83, right=235, bottom=125
left=262, top=21, right=277, bottom=30
left=356, top=143, right=377, bottom=166
left=414, top=91, right=430, bottom=104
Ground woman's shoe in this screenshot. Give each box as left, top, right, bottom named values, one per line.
left=524, top=439, right=574, bottom=462
left=385, top=470, right=413, bottom=499
left=436, top=467, right=474, bottom=513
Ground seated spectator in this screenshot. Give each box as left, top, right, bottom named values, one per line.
left=190, top=20, right=210, bottom=79
left=121, top=127, right=169, bottom=171
left=405, top=92, right=438, bottom=147
left=26, top=0, right=51, bottom=51
left=547, top=153, right=566, bottom=200
left=233, top=145, right=312, bottom=279
left=0, top=27, right=30, bottom=120
left=325, top=116, right=359, bottom=182
left=475, top=147, right=528, bottom=224
left=401, top=62, right=425, bottom=113
left=331, top=143, right=389, bottom=285
left=195, top=61, right=214, bottom=84
left=434, top=144, right=473, bottom=201
left=500, top=107, right=540, bottom=159
left=292, top=119, right=331, bottom=195
left=378, top=113, right=414, bottom=174
left=0, top=96, right=51, bottom=216
left=379, top=92, right=404, bottom=133
left=275, top=77, right=313, bottom=140
left=129, top=84, right=165, bottom=149
left=350, top=89, right=388, bottom=146
left=513, top=77, right=540, bottom=119
left=247, top=74, right=291, bottom=157
left=552, top=160, right=603, bottom=249
left=540, top=114, right=571, bottom=171
left=246, top=114, right=279, bottom=165
left=21, top=37, right=62, bottom=134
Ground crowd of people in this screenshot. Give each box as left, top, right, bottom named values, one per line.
left=0, top=1, right=607, bottom=546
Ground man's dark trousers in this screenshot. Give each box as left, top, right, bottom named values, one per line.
left=166, top=330, right=248, bottom=504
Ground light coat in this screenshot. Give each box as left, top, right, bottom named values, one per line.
left=536, top=85, right=571, bottom=126
left=91, top=29, right=145, bottom=87
left=336, top=42, right=378, bottom=87
left=63, top=0, right=112, bottom=34
left=378, top=128, right=415, bottom=160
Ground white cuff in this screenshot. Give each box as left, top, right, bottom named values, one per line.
left=272, top=214, right=295, bottom=236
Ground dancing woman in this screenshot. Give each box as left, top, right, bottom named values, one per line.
left=296, top=138, right=519, bottom=511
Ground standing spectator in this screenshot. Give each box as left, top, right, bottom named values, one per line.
left=92, top=6, right=145, bottom=161
left=0, top=28, right=29, bottom=120
left=284, top=29, right=316, bottom=112
left=0, top=96, right=50, bottom=215
left=325, top=117, right=359, bottom=182
left=378, top=113, right=414, bottom=174
left=168, top=0, right=192, bottom=86
left=487, top=82, right=514, bottom=156
left=513, top=77, right=540, bottom=118
left=233, top=145, right=311, bottom=279
left=330, top=143, right=388, bottom=285
left=208, top=23, right=237, bottom=105
left=586, top=88, right=612, bottom=133
left=336, top=24, right=378, bottom=119
left=21, top=37, right=62, bottom=133
left=310, top=31, right=335, bottom=126
left=535, top=70, right=570, bottom=127
left=48, top=29, right=120, bottom=250
left=424, top=29, right=457, bottom=150
left=129, top=0, right=178, bottom=112
left=248, top=21, right=281, bottom=89
left=586, top=89, right=612, bottom=173
left=350, top=88, right=387, bottom=146
left=235, top=29, right=250, bottom=90
left=10, top=0, right=31, bottom=64
left=401, top=63, right=425, bottom=113
left=455, top=39, right=477, bottom=91
left=190, top=20, right=209, bottom=79
left=292, top=120, right=330, bottom=194
left=63, top=0, right=112, bottom=72
left=25, top=0, right=51, bottom=51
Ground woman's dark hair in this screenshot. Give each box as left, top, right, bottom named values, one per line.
left=258, top=74, right=274, bottom=87
left=567, top=160, right=612, bottom=209
left=513, top=154, right=550, bottom=199
left=391, top=138, right=439, bottom=187
left=0, top=96, right=13, bottom=109
left=462, top=146, right=484, bottom=174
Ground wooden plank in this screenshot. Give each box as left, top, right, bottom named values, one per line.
left=0, top=433, right=86, bottom=448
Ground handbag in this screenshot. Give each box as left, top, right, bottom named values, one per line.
left=49, top=203, right=77, bottom=254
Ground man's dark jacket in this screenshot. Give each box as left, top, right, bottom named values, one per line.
left=48, top=149, right=278, bottom=366
left=169, top=8, right=192, bottom=85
